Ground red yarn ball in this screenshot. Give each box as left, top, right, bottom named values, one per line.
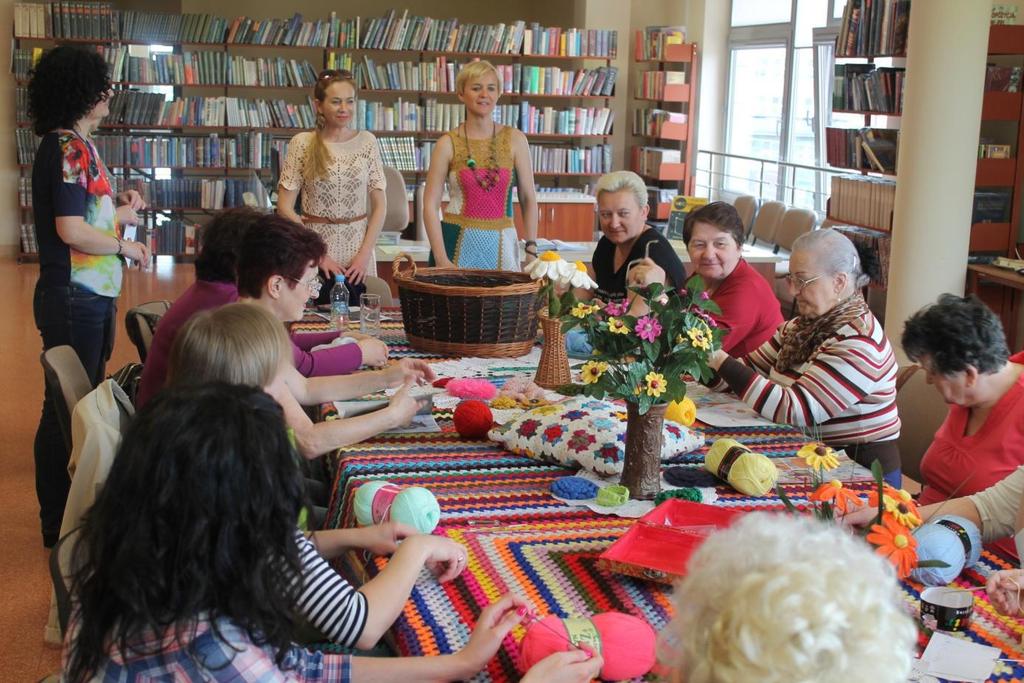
left=453, top=400, right=494, bottom=439
left=519, top=612, right=657, bottom=680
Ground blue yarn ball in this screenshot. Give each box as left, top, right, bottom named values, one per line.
left=551, top=476, right=599, bottom=500
left=910, top=514, right=983, bottom=586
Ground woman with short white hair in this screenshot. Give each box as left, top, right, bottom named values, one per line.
left=589, top=170, right=685, bottom=304
left=665, top=513, right=915, bottom=683
left=706, top=228, right=901, bottom=485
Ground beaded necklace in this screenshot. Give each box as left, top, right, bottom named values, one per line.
left=462, top=121, right=500, bottom=192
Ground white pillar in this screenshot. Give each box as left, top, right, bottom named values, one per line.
left=884, top=0, right=992, bottom=360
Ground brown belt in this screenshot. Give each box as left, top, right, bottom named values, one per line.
left=302, top=213, right=367, bottom=225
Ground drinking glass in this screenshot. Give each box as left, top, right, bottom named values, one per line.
left=359, top=293, right=382, bottom=336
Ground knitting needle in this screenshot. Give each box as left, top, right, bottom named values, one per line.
left=516, top=606, right=584, bottom=652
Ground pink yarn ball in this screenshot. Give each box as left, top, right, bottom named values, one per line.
left=445, top=378, right=498, bottom=400
left=453, top=400, right=494, bottom=439
left=519, top=612, right=657, bottom=680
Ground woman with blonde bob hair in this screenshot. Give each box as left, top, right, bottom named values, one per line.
left=664, top=513, right=915, bottom=683
left=423, top=60, right=539, bottom=271
left=277, top=69, right=385, bottom=285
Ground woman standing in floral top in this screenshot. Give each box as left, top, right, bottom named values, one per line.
left=277, top=69, right=386, bottom=286
left=28, top=46, right=151, bottom=548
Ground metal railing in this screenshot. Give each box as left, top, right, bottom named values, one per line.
left=695, top=149, right=850, bottom=219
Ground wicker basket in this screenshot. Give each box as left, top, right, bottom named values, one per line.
left=392, top=254, right=541, bottom=357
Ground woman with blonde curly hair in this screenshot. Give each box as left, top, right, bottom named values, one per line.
left=278, top=69, right=385, bottom=286
left=663, top=513, right=915, bottom=683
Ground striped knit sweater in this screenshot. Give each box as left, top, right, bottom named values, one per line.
left=716, top=310, right=900, bottom=445
left=294, top=530, right=368, bottom=646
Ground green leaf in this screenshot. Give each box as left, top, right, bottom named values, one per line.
left=775, top=484, right=798, bottom=515
left=916, top=559, right=951, bottom=569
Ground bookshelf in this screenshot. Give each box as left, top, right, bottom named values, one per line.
left=12, top=4, right=619, bottom=262
left=629, top=29, right=699, bottom=222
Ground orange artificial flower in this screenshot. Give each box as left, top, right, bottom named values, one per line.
left=866, top=515, right=918, bottom=579
left=809, top=479, right=865, bottom=514
left=867, top=485, right=922, bottom=529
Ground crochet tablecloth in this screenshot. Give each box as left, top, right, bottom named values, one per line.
left=309, top=315, right=1024, bottom=682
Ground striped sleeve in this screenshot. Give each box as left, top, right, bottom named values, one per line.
left=739, top=317, right=898, bottom=432
left=294, top=530, right=368, bottom=647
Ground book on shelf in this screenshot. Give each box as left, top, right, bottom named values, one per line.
left=529, top=144, right=612, bottom=175
left=495, top=104, right=613, bottom=136
left=20, top=223, right=38, bottom=254
left=979, top=143, right=1012, bottom=159
left=833, top=64, right=904, bottom=114
left=973, top=190, right=1013, bottom=223
left=632, top=146, right=682, bottom=176
left=836, top=0, right=911, bottom=57
left=11, top=47, right=44, bottom=80
left=632, top=108, right=688, bottom=137
left=16, top=128, right=39, bottom=166
left=829, top=174, right=895, bottom=231
left=985, top=65, right=1023, bottom=93
left=833, top=225, right=891, bottom=288
left=635, top=26, right=686, bottom=61
left=155, top=219, right=199, bottom=256
left=825, top=127, right=898, bottom=173
left=636, top=70, right=687, bottom=100
left=19, top=176, right=32, bottom=207
left=122, top=173, right=269, bottom=210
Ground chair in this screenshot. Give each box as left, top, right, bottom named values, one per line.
left=48, top=528, right=79, bottom=638
left=748, top=200, right=785, bottom=248
left=124, top=300, right=171, bottom=363
left=40, top=346, right=92, bottom=455
left=895, top=364, right=949, bottom=485
left=381, top=166, right=411, bottom=233
left=731, top=195, right=758, bottom=236
left=772, top=208, right=817, bottom=275
left=363, top=275, right=395, bottom=307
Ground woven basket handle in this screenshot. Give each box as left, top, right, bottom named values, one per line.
left=392, top=253, right=418, bottom=279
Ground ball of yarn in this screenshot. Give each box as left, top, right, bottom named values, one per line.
left=551, top=476, right=599, bottom=500
left=704, top=438, right=777, bottom=497
left=353, top=481, right=441, bottom=534
left=911, top=515, right=983, bottom=586
left=654, top=487, right=703, bottom=505
left=665, top=397, right=697, bottom=427
left=519, top=612, right=656, bottom=681
left=663, top=466, right=721, bottom=488
left=453, top=400, right=494, bottom=438
left=446, top=378, right=498, bottom=400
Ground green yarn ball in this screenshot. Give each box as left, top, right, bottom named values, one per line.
left=654, top=487, right=703, bottom=506
left=353, top=480, right=441, bottom=534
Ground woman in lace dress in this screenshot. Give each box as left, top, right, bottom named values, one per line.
left=278, top=69, right=385, bottom=285
left=423, top=61, right=538, bottom=271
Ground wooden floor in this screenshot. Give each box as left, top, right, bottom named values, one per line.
left=0, top=256, right=193, bottom=680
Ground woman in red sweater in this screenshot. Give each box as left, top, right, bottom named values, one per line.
left=902, top=294, right=1024, bottom=557
left=630, top=202, right=782, bottom=356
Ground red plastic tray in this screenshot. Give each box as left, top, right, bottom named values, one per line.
left=598, top=499, right=744, bottom=583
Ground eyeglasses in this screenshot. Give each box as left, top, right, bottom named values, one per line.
left=784, top=273, right=824, bottom=293
left=318, top=69, right=353, bottom=81
left=287, top=275, right=323, bottom=297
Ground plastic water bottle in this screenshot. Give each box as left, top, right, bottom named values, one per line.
left=330, top=274, right=350, bottom=332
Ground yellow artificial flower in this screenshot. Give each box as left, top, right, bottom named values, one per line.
left=608, top=317, right=630, bottom=334
left=580, top=360, right=608, bottom=385
left=570, top=302, right=599, bottom=319
left=644, top=372, right=667, bottom=398
left=797, top=443, right=839, bottom=471
left=687, top=324, right=712, bottom=351
left=665, top=397, right=697, bottom=426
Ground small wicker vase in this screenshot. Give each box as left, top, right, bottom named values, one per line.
left=621, top=402, right=667, bottom=500
left=534, top=312, right=571, bottom=390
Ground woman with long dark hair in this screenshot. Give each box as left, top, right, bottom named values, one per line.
left=64, top=383, right=538, bottom=681
left=29, top=45, right=152, bottom=547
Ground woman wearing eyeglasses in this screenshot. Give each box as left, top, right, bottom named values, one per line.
left=277, top=69, right=385, bottom=287
left=28, top=45, right=152, bottom=547
left=706, top=228, right=902, bottom=486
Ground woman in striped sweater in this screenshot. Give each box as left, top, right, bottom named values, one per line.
left=707, top=228, right=902, bottom=486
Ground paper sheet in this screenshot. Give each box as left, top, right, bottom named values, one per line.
left=909, top=632, right=1000, bottom=682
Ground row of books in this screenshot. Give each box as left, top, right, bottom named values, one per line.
left=126, top=177, right=264, bottom=210
left=155, top=220, right=199, bottom=255
left=377, top=136, right=419, bottom=172
left=829, top=175, right=896, bottom=231
left=90, top=133, right=285, bottom=171
left=493, top=105, right=614, bottom=136
left=11, top=47, right=43, bottom=80
left=632, top=147, right=683, bottom=176
left=18, top=177, right=31, bottom=208
left=836, top=0, right=911, bottom=57
left=16, top=128, right=38, bottom=165
left=529, top=144, right=613, bottom=175
left=101, top=48, right=319, bottom=88
left=15, top=87, right=29, bottom=123
left=635, top=71, right=688, bottom=100
left=635, top=26, right=686, bottom=61
left=974, top=190, right=1013, bottom=223
left=825, top=127, right=899, bottom=174
left=350, top=99, right=457, bottom=134
left=632, top=109, right=688, bottom=138
left=834, top=225, right=891, bottom=288
left=832, top=65, right=905, bottom=114
left=985, top=65, right=1023, bottom=93
left=102, top=93, right=316, bottom=129
left=979, top=143, right=1012, bottom=159
left=21, top=223, right=38, bottom=254
left=13, top=3, right=616, bottom=56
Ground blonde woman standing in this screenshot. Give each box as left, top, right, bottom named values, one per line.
left=278, top=69, right=385, bottom=285
left=423, top=60, right=538, bottom=270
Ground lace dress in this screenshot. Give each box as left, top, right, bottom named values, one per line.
left=280, top=130, right=386, bottom=276
left=439, top=125, right=520, bottom=271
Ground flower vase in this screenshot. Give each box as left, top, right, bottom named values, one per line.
left=534, top=312, right=571, bottom=390
left=621, top=402, right=667, bottom=500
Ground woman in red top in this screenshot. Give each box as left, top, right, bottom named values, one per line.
left=631, top=202, right=783, bottom=356
left=903, top=294, right=1024, bottom=556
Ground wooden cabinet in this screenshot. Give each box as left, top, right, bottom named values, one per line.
left=513, top=201, right=595, bottom=241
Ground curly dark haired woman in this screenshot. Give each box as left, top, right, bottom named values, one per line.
left=63, top=383, right=542, bottom=681
left=28, top=45, right=151, bottom=547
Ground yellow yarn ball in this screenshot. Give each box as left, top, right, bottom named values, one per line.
left=665, top=397, right=697, bottom=427
left=704, top=438, right=778, bottom=497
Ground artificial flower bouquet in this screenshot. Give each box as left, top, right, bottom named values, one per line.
left=559, top=279, right=725, bottom=414
left=779, top=443, right=940, bottom=579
